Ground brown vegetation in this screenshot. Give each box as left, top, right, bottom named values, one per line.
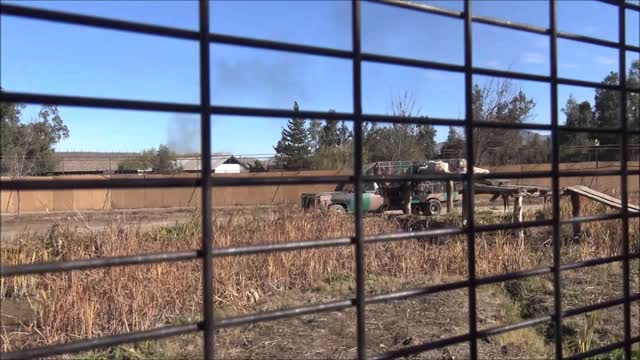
left=1, top=196, right=638, bottom=358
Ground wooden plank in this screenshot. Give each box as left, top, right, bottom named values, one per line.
left=465, top=184, right=553, bottom=197
left=471, top=186, right=518, bottom=195
left=573, top=186, right=639, bottom=210
left=571, top=186, right=617, bottom=201
left=569, top=186, right=639, bottom=211
left=565, top=185, right=639, bottom=213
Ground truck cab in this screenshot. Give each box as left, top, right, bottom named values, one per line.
left=300, top=182, right=385, bottom=214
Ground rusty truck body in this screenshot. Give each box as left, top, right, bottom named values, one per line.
left=301, top=182, right=385, bottom=213
left=301, top=159, right=466, bottom=215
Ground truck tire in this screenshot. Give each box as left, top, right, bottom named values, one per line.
left=425, top=199, right=442, bottom=216
left=329, top=204, right=346, bottom=214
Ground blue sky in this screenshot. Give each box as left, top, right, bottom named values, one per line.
left=1, top=0, right=638, bottom=154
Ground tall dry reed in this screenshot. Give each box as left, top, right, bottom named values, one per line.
left=1, top=197, right=637, bottom=352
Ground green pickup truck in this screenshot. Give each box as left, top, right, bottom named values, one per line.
left=301, top=181, right=459, bottom=215
left=301, top=183, right=385, bottom=214
left=302, top=160, right=467, bottom=215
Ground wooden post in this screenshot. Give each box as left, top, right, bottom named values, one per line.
left=446, top=180, right=454, bottom=214
left=462, top=192, right=468, bottom=227
left=400, top=182, right=412, bottom=215
left=513, top=195, right=524, bottom=241
left=571, top=193, right=582, bottom=238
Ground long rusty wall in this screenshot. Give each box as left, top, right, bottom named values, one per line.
left=486, top=161, right=639, bottom=194
left=0, top=170, right=348, bottom=213
left=1, top=163, right=637, bottom=214
left=1, top=175, right=112, bottom=214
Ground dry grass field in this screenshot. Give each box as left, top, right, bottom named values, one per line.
left=1, top=193, right=639, bottom=359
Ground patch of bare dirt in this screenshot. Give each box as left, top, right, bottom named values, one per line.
left=209, top=278, right=547, bottom=359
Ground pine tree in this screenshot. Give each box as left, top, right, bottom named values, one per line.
left=593, top=72, right=620, bottom=147
left=337, top=121, right=352, bottom=147
left=440, top=127, right=465, bottom=159
left=593, top=60, right=640, bottom=149
left=307, top=119, right=323, bottom=152
left=310, top=109, right=354, bottom=170
left=274, top=101, right=311, bottom=170
left=320, top=119, right=340, bottom=148
left=417, top=124, right=437, bottom=159
left=560, top=96, right=595, bottom=161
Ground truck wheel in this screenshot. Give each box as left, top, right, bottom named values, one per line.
left=425, top=199, right=442, bottom=216
left=329, top=204, right=346, bottom=214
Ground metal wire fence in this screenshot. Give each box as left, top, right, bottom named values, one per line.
left=2, top=144, right=637, bottom=176
left=1, top=0, right=639, bottom=359
left=0, top=154, right=278, bottom=175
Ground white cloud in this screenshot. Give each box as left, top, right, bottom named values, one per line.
left=486, top=59, right=502, bottom=67
left=594, top=56, right=615, bottom=65
left=522, top=52, right=545, bottom=64
left=560, top=63, right=578, bottom=69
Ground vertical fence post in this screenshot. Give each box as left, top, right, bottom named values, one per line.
left=198, top=0, right=215, bottom=358
left=463, top=1, right=478, bottom=358
left=351, top=1, right=367, bottom=359
left=617, top=2, right=631, bottom=358
left=549, top=1, right=563, bottom=359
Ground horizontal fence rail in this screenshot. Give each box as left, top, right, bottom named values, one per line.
left=0, top=0, right=638, bottom=359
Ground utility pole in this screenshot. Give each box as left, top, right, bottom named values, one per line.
left=594, top=139, right=599, bottom=185
left=594, top=139, right=599, bottom=169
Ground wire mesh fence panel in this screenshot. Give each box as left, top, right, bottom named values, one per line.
left=1, top=0, right=639, bottom=359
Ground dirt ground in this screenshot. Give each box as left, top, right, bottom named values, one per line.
left=73, top=278, right=543, bottom=360
left=0, top=195, right=545, bottom=242
left=0, top=207, right=195, bottom=240
left=0, top=206, right=281, bottom=242
left=72, top=261, right=638, bottom=360
left=2, top=196, right=635, bottom=359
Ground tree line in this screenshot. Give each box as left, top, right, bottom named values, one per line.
left=272, top=93, right=437, bottom=170
left=117, top=145, right=181, bottom=173
left=271, top=82, right=543, bottom=170
left=1, top=87, right=181, bottom=176
left=272, top=60, right=640, bottom=170
left=1, top=93, right=69, bottom=176
left=560, top=59, right=640, bottom=162
left=2, top=60, right=637, bottom=175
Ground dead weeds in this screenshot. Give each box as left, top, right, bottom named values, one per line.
left=1, top=197, right=639, bottom=358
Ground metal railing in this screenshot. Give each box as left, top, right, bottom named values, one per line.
left=0, top=154, right=279, bottom=174
left=3, top=144, right=637, bottom=176
left=0, top=0, right=639, bottom=359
